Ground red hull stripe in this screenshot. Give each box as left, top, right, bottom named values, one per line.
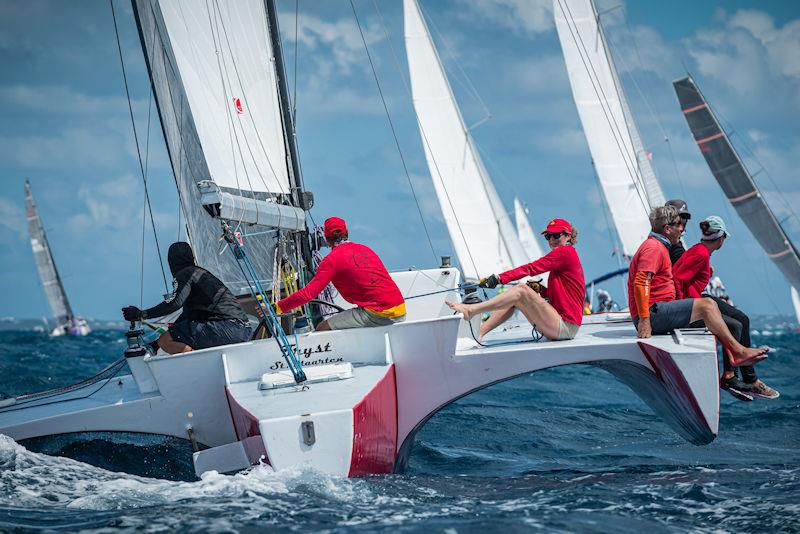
left=638, top=342, right=708, bottom=428
left=348, top=365, right=398, bottom=477
left=696, top=132, right=724, bottom=145
left=682, top=103, right=707, bottom=114
left=225, top=386, right=261, bottom=440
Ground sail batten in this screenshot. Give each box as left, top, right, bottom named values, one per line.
left=674, top=76, right=800, bottom=320
left=25, top=180, right=73, bottom=325
left=404, top=0, right=527, bottom=280
left=554, top=0, right=656, bottom=258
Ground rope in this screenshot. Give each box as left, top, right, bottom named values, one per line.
left=109, top=0, right=169, bottom=293
left=349, top=0, right=438, bottom=263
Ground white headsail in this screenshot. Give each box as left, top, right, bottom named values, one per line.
left=133, top=0, right=306, bottom=295
left=553, top=0, right=655, bottom=258
left=404, top=0, right=527, bottom=281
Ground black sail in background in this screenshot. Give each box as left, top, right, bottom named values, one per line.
left=673, top=76, right=800, bottom=292
left=25, top=180, right=73, bottom=325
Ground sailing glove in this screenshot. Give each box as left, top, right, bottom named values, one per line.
left=478, top=274, right=501, bottom=289
left=122, top=306, right=145, bottom=321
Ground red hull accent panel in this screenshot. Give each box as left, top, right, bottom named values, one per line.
left=349, top=364, right=397, bottom=476
left=225, top=386, right=261, bottom=440
left=638, top=342, right=707, bottom=426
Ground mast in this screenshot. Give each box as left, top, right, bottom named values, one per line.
left=674, top=76, right=800, bottom=321
left=25, top=180, right=74, bottom=325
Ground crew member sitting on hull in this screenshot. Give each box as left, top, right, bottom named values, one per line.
left=673, top=216, right=779, bottom=400
left=276, top=216, right=406, bottom=331
left=629, top=206, right=769, bottom=368
left=447, top=218, right=585, bottom=342
left=122, top=242, right=252, bottom=354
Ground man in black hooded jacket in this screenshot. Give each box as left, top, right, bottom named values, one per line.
left=122, top=242, right=252, bottom=354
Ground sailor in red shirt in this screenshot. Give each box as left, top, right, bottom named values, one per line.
left=277, top=217, right=406, bottom=331
left=447, top=218, right=585, bottom=341
left=630, top=206, right=768, bottom=368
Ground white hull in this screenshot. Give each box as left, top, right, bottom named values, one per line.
left=50, top=318, right=91, bottom=337
left=0, top=269, right=719, bottom=477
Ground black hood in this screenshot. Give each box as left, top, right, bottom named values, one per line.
left=168, top=242, right=195, bottom=276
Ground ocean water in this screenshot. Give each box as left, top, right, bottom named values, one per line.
left=0, top=327, right=798, bottom=532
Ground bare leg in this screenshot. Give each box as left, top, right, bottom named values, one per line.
left=690, top=298, right=767, bottom=366
left=448, top=285, right=563, bottom=339
left=315, top=319, right=332, bottom=331
left=479, top=307, right=514, bottom=339
left=157, top=331, right=193, bottom=355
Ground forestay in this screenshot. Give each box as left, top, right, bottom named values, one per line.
left=404, top=0, right=527, bottom=281
left=25, top=180, right=73, bottom=325
left=674, top=76, right=800, bottom=320
left=133, top=0, right=304, bottom=295
left=553, top=0, right=654, bottom=258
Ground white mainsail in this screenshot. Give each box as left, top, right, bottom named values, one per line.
left=553, top=0, right=655, bottom=258
left=404, top=0, right=527, bottom=281
left=133, top=0, right=306, bottom=296
left=514, top=198, right=544, bottom=262
left=792, top=287, right=800, bottom=326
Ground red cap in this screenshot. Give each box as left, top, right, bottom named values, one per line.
left=541, top=218, right=572, bottom=235
left=324, top=216, right=348, bottom=239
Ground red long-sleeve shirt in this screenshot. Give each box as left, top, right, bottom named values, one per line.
left=278, top=242, right=405, bottom=317
left=498, top=245, right=585, bottom=325
left=672, top=243, right=711, bottom=299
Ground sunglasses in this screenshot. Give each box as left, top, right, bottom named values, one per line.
left=544, top=232, right=566, bottom=240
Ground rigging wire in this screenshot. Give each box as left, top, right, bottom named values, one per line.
left=292, top=0, right=299, bottom=123
left=349, top=0, right=438, bottom=263
left=110, top=0, right=169, bottom=293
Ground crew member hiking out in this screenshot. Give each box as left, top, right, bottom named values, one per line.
left=122, top=242, right=252, bottom=354
left=276, top=217, right=406, bottom=331
left=447, top=218, right=585, bottom=342
left=673, top=216, right=779, bottom=400
left=628, top=206, right=769, bottom=368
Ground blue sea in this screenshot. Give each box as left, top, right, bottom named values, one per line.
left=0, top=325, right=797, bottom=532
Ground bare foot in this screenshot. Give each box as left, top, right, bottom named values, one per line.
left=730, top=346, right=769, bottom=367
left=446, top=300, right=475, bottom=321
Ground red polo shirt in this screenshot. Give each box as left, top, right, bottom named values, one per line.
left=498, top=245, right=585, bottom=325
left=278, top=242, right=405, bottom=317
left=673, top=243, right=711, bottom=299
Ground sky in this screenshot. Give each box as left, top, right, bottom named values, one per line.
left=0, top=0, right=799, bottom=321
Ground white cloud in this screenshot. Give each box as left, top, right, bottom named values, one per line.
left=0, top=84, right=132, bottom=115
left=458, top=0, right=554, bottom=36
left=0, top=197, right=25, bottom=236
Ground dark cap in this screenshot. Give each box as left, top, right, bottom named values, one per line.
left=665, top=199, right=691, bottom=220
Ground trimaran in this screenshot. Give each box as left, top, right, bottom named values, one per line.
left=0, top=0, right=720, bottom=478
left=24, top=180, right=91, bottom=337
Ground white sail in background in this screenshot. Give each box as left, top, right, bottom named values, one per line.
left=792, top=287, right=800, bottom=326
left=404, top=0, right=527, bottom=281
left=133, top=0, right=305, bottom=295
left=25, top=180, right=72, bottom=326
left=514, top=198, right=544, bottom=261
left=554, top=0, right=653, bottom=258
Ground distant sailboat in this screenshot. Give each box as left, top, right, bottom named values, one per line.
left=514, top=197, right=544, bottom=261
left=404, top=0, right=533, bottom=281
left=674, top=76, right=800, bottom=325
left=24, top=180, right=91, bottom=336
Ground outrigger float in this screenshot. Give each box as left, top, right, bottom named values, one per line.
left=0, top=268, right=718, bottom=477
